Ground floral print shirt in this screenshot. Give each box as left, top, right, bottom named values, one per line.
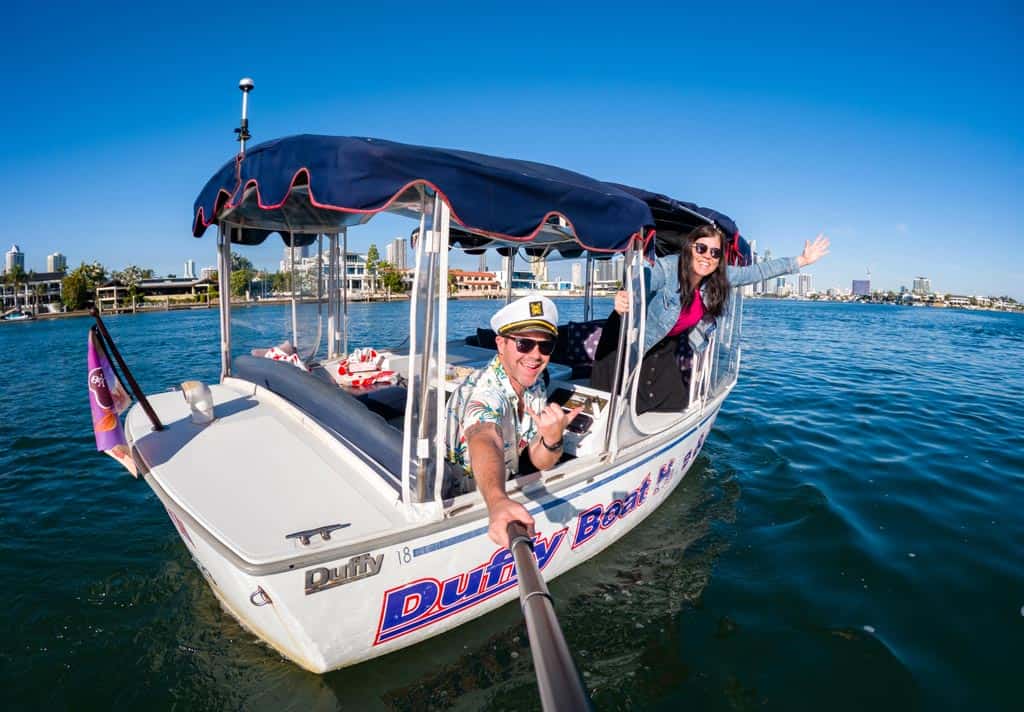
left=446, top=355, right=547, bottom=495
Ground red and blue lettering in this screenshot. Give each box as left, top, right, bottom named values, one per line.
left=375, top=528, right=567, bottom=645
left=572, top=476, right=651, bottom=549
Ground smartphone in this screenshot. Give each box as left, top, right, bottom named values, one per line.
left=565, top=412, right=593, bottom=435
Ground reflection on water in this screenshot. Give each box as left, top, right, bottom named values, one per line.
left=2, top=300, right=1022, bottom=710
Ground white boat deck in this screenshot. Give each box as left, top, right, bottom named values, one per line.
left=126, top=382, right=405, bottom=567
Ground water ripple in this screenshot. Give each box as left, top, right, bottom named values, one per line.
left=1, top=300, right=1021, bottom=710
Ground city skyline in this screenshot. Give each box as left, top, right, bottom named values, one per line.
left=2, top=3, right=1020, bottom=300
left=1, top=239, right=1002, bottom=300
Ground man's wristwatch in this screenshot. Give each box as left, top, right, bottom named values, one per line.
left=540, top=436, right=563, bottom=452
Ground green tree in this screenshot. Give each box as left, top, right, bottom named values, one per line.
left=60, top=262, right=107, bottom=310
left=3, top=264, right=27, bottom=309
left=81, top=261, right=107, bottom=286
left=231, top=251, right=255, bottom=273
left=225, top=252, right=259, bottom=297
left=378, top=263, right=406, bottom=294
left=230, top=268, right=254, bottom=297
left=271, top=271, right=291, bottom=294
left=365, top=244, right=380, bottom=294
left=33, top=282, right=46, bottom=309
left=111, top=265, right=152, bottom=306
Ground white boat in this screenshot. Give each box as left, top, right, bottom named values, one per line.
left=105, top=100, right=754, bottom=674
left=2, top=308, right=34, bottom=321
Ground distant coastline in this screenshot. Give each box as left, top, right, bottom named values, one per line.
left=745, top=293, right=1023, bottom=314
left=5, top=292, right=1022, bottom=325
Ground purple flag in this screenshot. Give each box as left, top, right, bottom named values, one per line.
left=88, top=327, right=135, bottom=475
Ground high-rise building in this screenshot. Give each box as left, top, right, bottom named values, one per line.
left=852, top=279, right=871, bottom=296
left=5, top=244, right=24, bottom=274
left=760, top=248, right=773, bottom=294
left=184, top=259, right=196, bottom=279
left=530, top=256, right=548, bottom=283
left=747, top=240, right=760, bottom=295
left=282, top=244, right=310, bottom=265
left=47, top=252, right=67, bottom=272
left=593, top=258, right=619, bottom=284
left=386, top=237, right=408, bottom=269
left=571, top=263, right=583, bottom=288
left=912, top=276, right=931, bottom=295
left=775, top=277, right=789, bottom=296
left=798, top=273, right=812, bottom=297
left=477, top=253, right=488, bottom=273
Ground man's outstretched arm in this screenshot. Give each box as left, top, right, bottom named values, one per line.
left=466, top=422, right=534, bottom=548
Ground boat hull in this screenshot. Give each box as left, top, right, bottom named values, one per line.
left=151, top=405, right=721, bottom=673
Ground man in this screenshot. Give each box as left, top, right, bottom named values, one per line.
left=446, top=295, right=581, bottom=548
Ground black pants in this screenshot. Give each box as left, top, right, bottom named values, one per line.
left=590, top=311, right=689, bottom=414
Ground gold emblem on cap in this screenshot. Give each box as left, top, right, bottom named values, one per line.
left=529, top=301, right=543, bottom=316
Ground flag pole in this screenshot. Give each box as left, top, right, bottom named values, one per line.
left=90, top=308, right=163, bottom=431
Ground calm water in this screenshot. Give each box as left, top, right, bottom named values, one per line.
left=1, top=300, right=1021, bottom=711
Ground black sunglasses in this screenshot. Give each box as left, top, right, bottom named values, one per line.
left=692, top=243, right=723, bottom=259
left=504, top=335, right=556, bottom=356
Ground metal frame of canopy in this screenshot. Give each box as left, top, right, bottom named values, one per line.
left=194, top=92, right=749, bottom=524
left=212, top=201, right=647, bottom=515
left=196, top=118, right=660, bottom=519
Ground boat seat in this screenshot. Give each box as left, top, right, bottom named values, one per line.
left=232, top=355, right=462, bottom=493
left=232, top=355, right=408, bottom=479
left=355, top=385, right=409, bottom=422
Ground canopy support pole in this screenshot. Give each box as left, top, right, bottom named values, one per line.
left=601, top=236, right=641, bottom=458
left=303, top=234, right=324, bottom=363
left=432, top=199, right=451, bottom=504
left=415, top=195, right=443, bottom=503
left=327, top=233, right=339, bottom=359
left=504, top=250, right=515, bottom=304
left=217, top=226, right=233, bottom=380
left=583, top=252, right=594, bottom=321
left=401, top=199, right=431, bottom=509
left=341, top=228, right=349, bottom=357
left=289, top=232, right=299, bottom=351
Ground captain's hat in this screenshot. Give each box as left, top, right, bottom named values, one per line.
left=490, top=295, right=558, bottom=337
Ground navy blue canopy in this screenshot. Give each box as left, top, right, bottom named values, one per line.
left=608, top=183, right=751, bottom=266
left=193, top=135, right=654, bottom=253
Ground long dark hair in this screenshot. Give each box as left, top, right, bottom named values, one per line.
left=677, top=224, right=730, bottom=318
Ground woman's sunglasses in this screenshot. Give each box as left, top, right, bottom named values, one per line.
left=692, top=243, right=723, bottom=259
left=505, top=335, right=556, bottom=356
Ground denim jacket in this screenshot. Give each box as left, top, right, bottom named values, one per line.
left=642, top=255, right=800, bottom=354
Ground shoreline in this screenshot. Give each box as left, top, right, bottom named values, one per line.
left=745, top=295, right=1023, bottom=313
left=0, top=293, right=497, bottom=322
left=4, top=294, right=1021, bottom=324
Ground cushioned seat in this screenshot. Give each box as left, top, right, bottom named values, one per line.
left=233, top=355, right=464, bottom=497
left=233, top=355, right=405, bottom=477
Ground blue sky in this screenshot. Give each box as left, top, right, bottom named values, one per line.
left=2, top=1, right=1020, bottom=298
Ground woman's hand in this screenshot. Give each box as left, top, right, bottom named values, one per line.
left=613, top=290, right=630, bottom=315
left=797, top=234, right=830, bottom=268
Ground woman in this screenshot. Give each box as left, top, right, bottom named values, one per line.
left=591, top=225, right=830, bottom=413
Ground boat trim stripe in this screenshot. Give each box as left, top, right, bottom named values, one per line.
left=412, top=410, right=716, bottom=557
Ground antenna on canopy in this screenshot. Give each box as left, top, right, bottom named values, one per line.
left=235, top=77, right=254, bottom=154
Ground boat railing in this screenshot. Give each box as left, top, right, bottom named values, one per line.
left=708, top=289, right=744, bottom=398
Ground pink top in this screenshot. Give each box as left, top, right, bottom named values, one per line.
left=666, top=289, right=704, bottom=337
